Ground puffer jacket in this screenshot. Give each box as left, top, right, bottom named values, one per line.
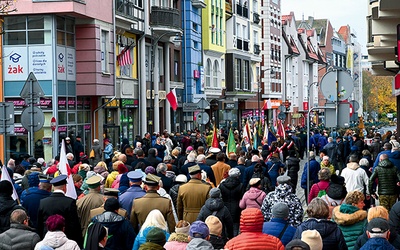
left=224, top=208, right=284, bottom=250
left=357, top=237, right=396, bottom=250
left=293, top=218, right=348, bottom=250
left=285, top=156, right=300, bottom=187
left=34, top=231, right=80, bottom=250
left=219, top=176, right=243, bottom=223
left=260, top=183, right=303, bottom=227
left=133, top=226, right=170, bottom=250
left=0, top=223, right=40, bottom=250
left=164, top=233, right=189, bottom=250
left=197, top=197, right=234, bottom=239
left=332, top=204, right=367, bottom=250
left=239, top=187, right=266, bottom=209
left=369, top=159, right=400, bottom=195
left=91, top=211, right=136, bottom=250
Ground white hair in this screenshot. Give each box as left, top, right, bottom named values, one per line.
left=196, top=154, right=206, bottom=163
left=187, top=152, right=197, bottom=162
left=66, top=153, right=74, bottom=160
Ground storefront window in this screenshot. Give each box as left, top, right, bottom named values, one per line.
left=3, top=15, right=52, bottom=45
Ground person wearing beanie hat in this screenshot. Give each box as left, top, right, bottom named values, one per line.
left=169, top=174, right=188, bottom=210
left=137, top=227, right=166, bottom=250
left=240, top=177, right=266, bottom=210
left=228, top=167, right=241, bottom=178
left=285, top=239, right=310, bottom=250
left=225, top=208, right=284, bottom=250
left=91, top=197, right=136, bottom=250
left=186, top=220, right=214, bottom=250
left=262, top=202, right=296, bottom=246
left=197, top=188, right=234, bottom=241
left=76, top=175, right=105, bottom=237
left=205, top=215, right=225, bottom=249
left=164, top=220, right=191, bottom=250
left=260, top=172, right=303, bottom=227
left=301, top=230, right=323, bottom=250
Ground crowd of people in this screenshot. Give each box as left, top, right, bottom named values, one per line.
left=0, top=126, right=400, bottom=249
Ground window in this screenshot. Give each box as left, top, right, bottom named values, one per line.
left=119, top=45, right=132, bottom=77
left=101, top=30, right=109, bottom=73
left=206, top=59, right=212, bottom=87
left=145, top=45, right=151, bottom=81
left=4, top=15, right=53, bottom=45
left=57, top=16, right=75, bottom=47
left=157, top=47, right=164, bottom=76
left=213, top=60, right=219, bottom=87
left=235, top=59, right=241, bottom=89
left=243, top=61, right=249, bottom=90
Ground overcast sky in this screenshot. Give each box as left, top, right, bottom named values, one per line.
left=281, top=0, right=368, bottom=54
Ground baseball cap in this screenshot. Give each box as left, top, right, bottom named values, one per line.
left=189, top=221, right=210, bottom=239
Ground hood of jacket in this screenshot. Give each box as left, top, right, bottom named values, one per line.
left=271, top=183, right=292, bottom=199
left=332, top=204, right=367, bottom=226
left=167, top=232, right=190, bottom=243
left=0, top=196, right=18, bottom=214
left=346, top=162, right=360, bottom=170
left=301, top=219, right=341, bottom=238
left=204, top=197, right=224, bottom=211
left=378, top=159, right=394, bottom=168
left=220, top=176, right=241, bottom=189
left=186, top=238, right=214, bottom=250
left=41, top=231, right=70, bottom=248
left=246, top=187, right=265, bottom=200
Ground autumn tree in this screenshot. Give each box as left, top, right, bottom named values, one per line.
left=362, top=70, right=396, bottom=119
left=0, top=0, right=17, bottom=32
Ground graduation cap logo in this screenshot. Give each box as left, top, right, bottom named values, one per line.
left=58, top=53, right=64, bottom=62
left=10, top=53, right=21, bottom=63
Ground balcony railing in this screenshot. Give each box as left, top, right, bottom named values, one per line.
left=150, top=6, right=181, bottom=30
left=116, top=0, right=140, bottom=18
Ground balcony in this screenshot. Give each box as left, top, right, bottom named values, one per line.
left=253, top=12, right=260, bottom=24
left=192, top=0, right=206, bottom=8
left=150, top=6, right=181, bottom=31
left=116, top=0, right=139, bottom=18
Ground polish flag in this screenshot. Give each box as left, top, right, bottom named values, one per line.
left=166, top=88, right=178, bottom=111
left=59, top=139, right=77, bottom=199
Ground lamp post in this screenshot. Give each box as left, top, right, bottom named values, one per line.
left=150, top=30, right=182, bottom=135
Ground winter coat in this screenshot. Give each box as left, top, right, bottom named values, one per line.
left=118, top=185, right=146, bottom=218
left=197, top=197, right=234, bottom=239
left=285, top=156, right=300, bottom=187
left=186, top=238, right=214, bottom=250
left=239, top=187, right=266, bottom=209
left=372, top=150, right=391, bottom=171
left=211, top=161, right=231, bottom=186
left=293, top=218, right=348, bottom=250
left=138, top=242, right=165, bottom=250
left=341, top=162, right=370, bottom=194
left=353, top=229, right=400, bottom=250
left=209, top=234, right=225, bottom=249
left=265, top=158, right=285, bottom=187
left=0, top=195, right=23, bottom=234
left=177, top=179, right=211, bottom=223
left=164, top=233, right=189, bottom=250
left=91, top=211, right=136, bottom=250
left=262, top=218, right=296, bottom=246
left=224, top=208, right=284, bottom=250
left=301, top=159, right=321, bottom=189
left=369, top=159, right=400, bottom=195
left=389, top=150, right=400, bottom=171
left=21, top=187, right=51, bottom=229
left=133, top=226, right=170, bottom=250
left=169, top=183, right=182, bottom=209
left=219, top=176, right=243, bottom=223
left=320, top=162, right=335, bottom=177
left=308, top=180, right=330, bottom=204
left=332, top=204, right=367, bottom=250
left=260, top=183, right=303, bottom=227
left=0, top=223, right=40, bottom=250
left=324, top=142, right=338, bottom=164
left=359, top=237, right=396, bottom=250
left=90, top=141, right=103, bottom=166
left=34, top=231, right=80, bottom=250
left=390, top=201, right=400, bottom=235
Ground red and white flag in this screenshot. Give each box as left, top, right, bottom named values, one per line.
left=166, top=88, right=178, bottom=111
left=1, top=165, right=18, bottom=201
left=117, top=46, right=132, bottom=66
left=59, top=139, right=77, bottom=199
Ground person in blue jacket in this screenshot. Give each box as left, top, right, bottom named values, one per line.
left=301, top=151, right=321, bottom=203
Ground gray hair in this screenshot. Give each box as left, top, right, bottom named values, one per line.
left=196, top=154, right=206, bottom=163
left=359, top=158, right=369, bottom=167
left=187, top=152, right=197, bottom=162
left=318, top=167, right=331, bottom=181
left=156, top=163, right=168, bottom=173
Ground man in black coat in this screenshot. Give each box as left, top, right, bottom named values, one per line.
left=37, top=175, right=82, bottom=247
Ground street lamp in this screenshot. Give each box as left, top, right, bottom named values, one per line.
left=150, top=30, right=182, bottom=135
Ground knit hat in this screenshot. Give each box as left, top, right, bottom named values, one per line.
left=0, top=180, right=13, bottom=196
left=228, top=168, right=241, bottom=178
left=240, top=208, right=264, bottom=232
left=286, top=239, right=311, bottom=250
left=146, top=227, right=166, bottom=246
left=104, top=197, right=120, bottom=212
left=301, top=230, right=323, bottom=250
left=189, top=221, right=210, bottom=239
left=175, top=220, right=190, bottom=235
left=277, top=175, right=291, bottom=185
left=272, top=202, right=289, bottom=219
left=209, top=187, right=221, bottom=198
left=145, top=166, right=156, bottom=174
left=205, top=215, right=222, bottom=236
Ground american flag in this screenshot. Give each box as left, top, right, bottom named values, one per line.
left=117, top=45, right=132, bottom=66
